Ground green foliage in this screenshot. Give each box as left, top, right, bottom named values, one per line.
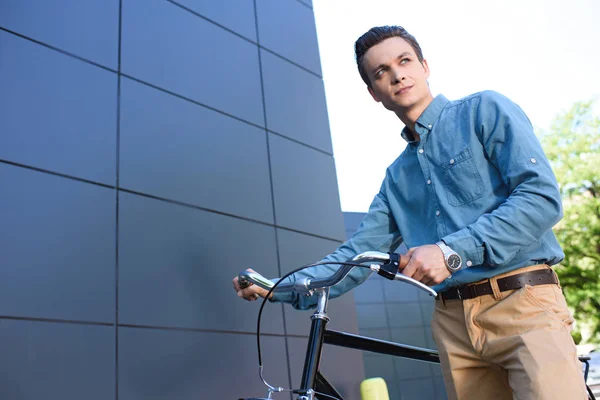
left=540, top=100, right=600, bottom=344
left=572, top=330, right=582, bottom=345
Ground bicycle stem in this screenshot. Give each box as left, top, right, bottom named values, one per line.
left=297, top=288, right=330, bottom=400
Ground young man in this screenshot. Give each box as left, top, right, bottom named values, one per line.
left=233, top=26, right=587, bottom=399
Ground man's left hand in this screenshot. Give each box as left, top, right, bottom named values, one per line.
left=401, top=245, right=451, bottom=286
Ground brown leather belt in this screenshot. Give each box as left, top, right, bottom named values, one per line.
left=437, top=268, right=558, bottom=301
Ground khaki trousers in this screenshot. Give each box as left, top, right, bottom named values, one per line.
left=431, top=264, right=587, bottom=400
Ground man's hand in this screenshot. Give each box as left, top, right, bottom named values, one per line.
left=232, top=269, right=273, bottom=301
left=401, top=245, right=451, bottom=286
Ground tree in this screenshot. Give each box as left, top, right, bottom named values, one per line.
left=540, top=100, right=600, bottom=344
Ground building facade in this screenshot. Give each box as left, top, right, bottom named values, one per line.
left=0, top=1, right=366, bottom=399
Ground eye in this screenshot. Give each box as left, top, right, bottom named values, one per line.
left=374, top=69, right=386, bottom=79
left=400, top=57, right=410, bottom=64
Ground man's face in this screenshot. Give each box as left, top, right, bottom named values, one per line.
left=362, top=37, right=431, bottom=113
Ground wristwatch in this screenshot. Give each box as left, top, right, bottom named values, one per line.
left=435, top=241, right=462, bottom=272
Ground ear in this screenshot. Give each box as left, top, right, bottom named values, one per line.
left=422, top=58, right=431, bottom=80
left=368, top=86, right=381, bottom=103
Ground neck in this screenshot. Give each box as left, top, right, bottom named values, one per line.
left=395, top=93, right=434, bottom=140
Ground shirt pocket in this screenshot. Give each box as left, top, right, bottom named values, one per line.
left=442, top=147, right=485, bottom=206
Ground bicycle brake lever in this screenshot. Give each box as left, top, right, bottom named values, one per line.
left=238, top=270, right=275, bottom=291
left=393, top=273, right=438, bottom=297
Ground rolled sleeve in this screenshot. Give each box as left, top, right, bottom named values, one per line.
left=442, top=227, right=485, bottom=267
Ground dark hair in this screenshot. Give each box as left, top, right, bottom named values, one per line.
left=355, top=25, right=424, bottom=87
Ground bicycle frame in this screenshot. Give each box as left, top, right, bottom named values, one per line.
left=294, top=288, right=439, bottom=400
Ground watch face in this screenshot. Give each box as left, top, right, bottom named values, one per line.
left=447, top=254, right=461, bottom=270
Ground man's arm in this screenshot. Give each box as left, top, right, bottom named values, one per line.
left=270, top=176, right=403, bottom=310
left=402, top=91, right=562, bottom=285
left=442, top=91, right=563, bottom=268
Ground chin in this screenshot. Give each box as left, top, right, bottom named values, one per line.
left=385, top=99, right=414, bottom=111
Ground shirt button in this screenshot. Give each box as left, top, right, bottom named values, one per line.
left=449, top=159, right=455, bottom=165
left=418, top=149, right=424, bottom=154
left=466, top=260, right=473, bottom=267
left=427, top=179, right=432, bottom=185
left=435, top=210, right=440, bottom=216
left=428, top=124, right=432, bottom=129
left=530, top=158, right=537, bottom=164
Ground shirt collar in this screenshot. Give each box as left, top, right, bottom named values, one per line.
left=400, top=94, right=450, bottom=143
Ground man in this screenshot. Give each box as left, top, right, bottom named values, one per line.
left=233, top=25, right=587, bottom=399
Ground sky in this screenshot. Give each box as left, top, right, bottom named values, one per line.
left=312, top=0, right=600, bottom=212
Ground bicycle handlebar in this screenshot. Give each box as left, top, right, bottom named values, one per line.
left=238, top=251, right=437, bottom=297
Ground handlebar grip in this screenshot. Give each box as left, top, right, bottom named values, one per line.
left=397, top=254, right=409, bottom=270
left=238, top=270, right=275, bottom=290
left=238, top=275, right=251, bottom=289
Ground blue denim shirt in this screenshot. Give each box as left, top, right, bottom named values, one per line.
left=273, top=91, right=564, bottom=310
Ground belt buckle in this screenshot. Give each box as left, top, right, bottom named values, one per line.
left=456, top=287, right=462, bottom=300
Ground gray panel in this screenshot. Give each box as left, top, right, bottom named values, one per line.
left=270, top=134, right=344, bottom=240
left=0, top=164, right=116, bottom=322
left=288, top=337, right=364, bottom=400
left=277, top=228, right=340, bottom=272
left=383, top=278, right=421, bottom=302
left=359, top=328, right=391, bottom=343
left=426, top=327, right=438, bottom=350
left=399, top=377, right=437, bottom=400
left=118, top=192, right=284, bottom=334
left=0, top=0, right=119, bottom=69
left=432, top=362, right=444, bottom=377
left=390, top=327, right=430, bottom=349
left=0, top=319, right=114, bottom=400
left=419, top=285, right=435, bottom=301
left=118, top=327, right=289, bottom=400
left=319, top=294, right=360, bottom=334
left=435, top=375, right=448, bottom=399
left=276, top=229, right=358, bottom=336
left=394, top=357, right=433, bottom=381
left=121, top=0, right=264, bottom=126
left=0, top=31, right=117, bottom=185
left=120, top=78, right=273, bottom=223
left=262, top=50, right=332, bottom=153
left=356, top=304, right=388, bottom=330
left=363, top=356, right=399, bottom=399
left=170, top=0, right=256, bottom=41
left=353, top=275, right=385, bottom=303
left=386, top=303, right=424, bottom=328
left=391, top=326, right=435, bottom=384
left=256, top=0, right=321, bottom=75
left=420, top=298, right=435, bottom=322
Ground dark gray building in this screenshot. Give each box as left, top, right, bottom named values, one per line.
left=0, top=1, right=365, bottom=399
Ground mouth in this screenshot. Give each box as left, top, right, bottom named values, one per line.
left=394, top=85, right=413, bottom=96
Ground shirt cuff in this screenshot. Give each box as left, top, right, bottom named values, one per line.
left=268, top=278, right=313, bottom=310
left=270, top=291, right=293, bottom=303
left=442, top=228, right=484, bottom=267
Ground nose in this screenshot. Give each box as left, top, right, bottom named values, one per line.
left=391, top=66, right=405, bottom=84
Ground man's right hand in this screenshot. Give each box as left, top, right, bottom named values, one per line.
left=232, top=268, right=272, bottom=301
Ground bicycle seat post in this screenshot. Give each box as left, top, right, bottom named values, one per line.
left=297, top=288, right=330, bottom=400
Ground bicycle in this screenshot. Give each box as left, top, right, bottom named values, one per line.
left=237, top=251, right=597, bottom=400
